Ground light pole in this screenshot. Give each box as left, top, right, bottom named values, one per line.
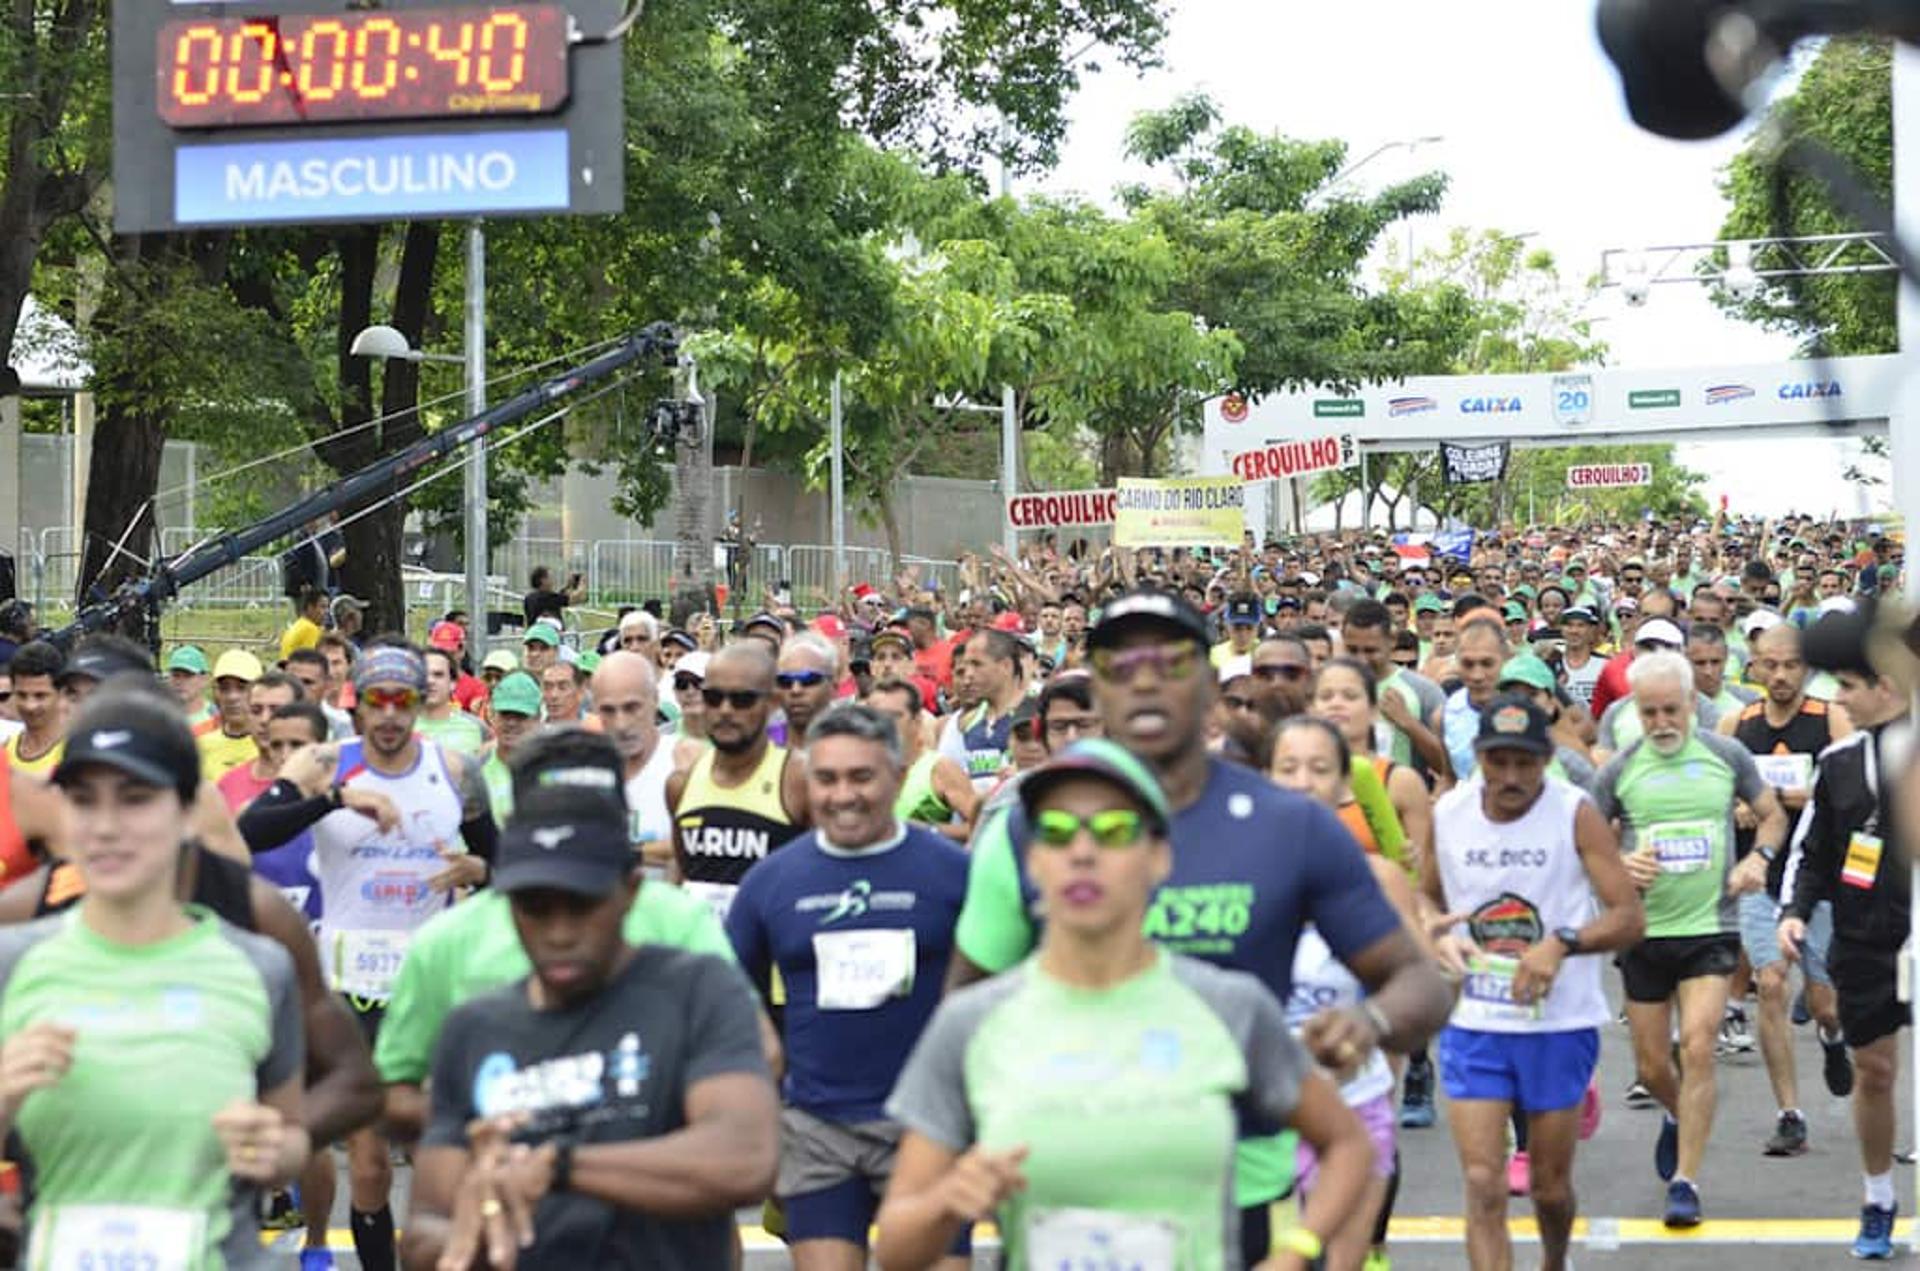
left=348, top=225, right=483, bottom=641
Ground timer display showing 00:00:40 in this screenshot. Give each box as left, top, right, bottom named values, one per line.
left=156, top=5, right=571, bottom=128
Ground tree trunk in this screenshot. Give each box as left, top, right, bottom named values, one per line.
left=669, top=394, right=714, bottom=623
left=876, top=482, right=904, bottom=571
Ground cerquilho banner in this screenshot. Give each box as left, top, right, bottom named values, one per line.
left=1565, top=462, right=1653, bottom=490
left=1006, top=489, right=1117, bottom=529
left=1225, top=432, right=1358, bottom=482
left=1114, top=477, right=1247, bottom=547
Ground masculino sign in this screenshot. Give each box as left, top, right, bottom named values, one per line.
left=1113, top=477, right=1246, bottom=548
left=1006, top=489, right=1117, bottom=529
left=1566, top=462, right=1653, bottom=490
left=1226, top=432, right=1357, bottom=482
left=1441, top=441, right=1509, bottom=485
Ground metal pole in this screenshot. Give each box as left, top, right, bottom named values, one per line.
left=1001, top=383, right=1018, bottom=557
left=464, top=221, right=488, bottom=644
left=1891, top=44, right=1920, bottom=1248
left=1359, top=447, right=1371, bottom=532
left=830, top=372, right=846, bottom=594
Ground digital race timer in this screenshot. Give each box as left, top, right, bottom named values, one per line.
left=156, top=4, right=571, bottom=127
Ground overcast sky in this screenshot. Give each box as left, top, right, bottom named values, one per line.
left=1033, top=0, right=1889, bottom=516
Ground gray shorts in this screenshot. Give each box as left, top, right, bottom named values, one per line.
left=777, top=1106, right=902, bottom=1200
left=1738, top=891, right=1833, bottom=986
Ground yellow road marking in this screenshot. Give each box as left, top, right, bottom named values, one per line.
left=270, top=1215, right=1918, bottom=1252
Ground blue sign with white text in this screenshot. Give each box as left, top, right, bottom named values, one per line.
left=174, top=130, right=570, bottom=225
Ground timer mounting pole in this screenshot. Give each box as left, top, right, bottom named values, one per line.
left=464, top=220, right=488, bottom=645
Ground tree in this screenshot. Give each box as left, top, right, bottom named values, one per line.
left=1716, top=38, right=1893, bottom=357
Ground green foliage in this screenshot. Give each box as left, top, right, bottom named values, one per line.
left=1716, top=38, right=1894, bottom=355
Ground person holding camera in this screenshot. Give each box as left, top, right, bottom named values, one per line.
left=523, top=565, right=585, bottom=630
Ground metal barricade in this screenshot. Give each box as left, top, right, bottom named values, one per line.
left=899, top=556, right=960, bottom=595
left=588, top=539, right=677, bottom=606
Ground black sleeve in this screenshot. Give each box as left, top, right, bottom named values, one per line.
left=236, top=780, right=336, bottom=854
left=459, top=810, right=498, bottom=869
left=1786, top=756, right=1841, bottom=921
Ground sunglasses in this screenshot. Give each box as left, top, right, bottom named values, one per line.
left=1090, top=643, right=1200, bottom=685
left=0, top=691, right=10, bottom=703
left=1252, top=663, right=1309, bottom=683
left=1221, top=694, right=1258, bottom=712
left=1033, top=807, right=1149, bottom=850
left=673, top=674, right=705, bottom=693
left=776, top=670, right=828, bottom=690
left=701, top=687, right=765, bottom=710
left=361, top=687, right=420, bottom=711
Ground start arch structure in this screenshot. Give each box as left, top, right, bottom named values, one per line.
left=1201, top=354, right=1901, bottom=532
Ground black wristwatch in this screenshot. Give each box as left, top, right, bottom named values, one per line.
left=1552, top=926, right=1583, bottom=955
left=551, top=1137, right=576, bottom=1192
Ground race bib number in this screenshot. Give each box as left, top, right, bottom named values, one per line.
left=1843, top=832, right=1884, bottom=890
left=332, top=929, right=411, bottom=999
left=813, top=929, right=916, bottom=1011
left=1025, top=1207, right=1181, bottom=1270
left=1648, top=821, right=1715, bottom=874
left=1754, top=753, right=1812, bottom=792
left=1460, top=953, right=1541, bottom=1024
left=683, top=880, right=739, bottom=927
left=38, top=1203, right=204, bottom=1271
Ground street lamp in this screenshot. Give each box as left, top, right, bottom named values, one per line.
left=349, top=223, right=488, bottom=649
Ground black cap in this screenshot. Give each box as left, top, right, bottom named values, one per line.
left=743, top=612, right=785, bottom=635
left=58, top=642, right=154, bottom=685
left=662, top=629, right=698, bottom=653
left=1805, top=598, right=1876, bottom=677
left=54, top=696, right=200, bottom=803
left=1225, top=593, right=1260, bottom=626
left=1473, top=692, right=1555, bottom=757
left=496, top=788, right=633, bottom=896
left=1088, top=589, right=1211, bottom=652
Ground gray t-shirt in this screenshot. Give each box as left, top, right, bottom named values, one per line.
left=425, top=946, right=768, bottom=1269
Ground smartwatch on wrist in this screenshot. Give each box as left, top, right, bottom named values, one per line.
left=551, top=1137, right=576, bottom=1192
left=1553, top=926, right=1582, bottom=955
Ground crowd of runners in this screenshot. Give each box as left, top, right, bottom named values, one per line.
left=0, top=506, right=1910, bottom=1270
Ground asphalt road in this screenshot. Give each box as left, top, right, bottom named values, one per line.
left=282, top=986, right=1918, bottom=1267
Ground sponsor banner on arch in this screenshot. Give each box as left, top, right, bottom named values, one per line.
left=1113, top=477, right=1246, bottom=548
left=1006, top=488, right=1117, bottom=529
left=1225, top=432, right=1358, bottom=482
left=1565, top=462, right=1653, bottom=490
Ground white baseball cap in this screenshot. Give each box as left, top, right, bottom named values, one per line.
left=1217, top=655, right=1253, bottom=685
left=1740, top=610, right=1783, bottom=640
left=1634, top=618, right=1685, bottom=649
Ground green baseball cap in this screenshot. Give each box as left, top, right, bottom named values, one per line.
left=1497, top=653, right=1558, bottom=693
left=577, top=651, right=602, bottom=674
left=1018, top=738, right=1172, bottom=832
left=1413, top=594, right=1444, bottom=615
left=523, top=623, right=561, bottom=648
left=166, top=646, right=209, bottom=675
left=491, top=671, right=543, bottom=717
left=1503, top=602, right=1529, bottom=623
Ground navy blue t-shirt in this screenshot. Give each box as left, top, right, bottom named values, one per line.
left=976, top=758, right=1399, bottom=1004
left=727, top=823, right=969, bottom=1122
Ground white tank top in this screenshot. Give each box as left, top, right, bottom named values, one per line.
left=624, top=736, right=679, bottom=854
left=313, top=737, right=466, bottom=1000
left=1286, top=925, right=1394, bottom=1105
left=1433, top=774, right=1607, bottom=1033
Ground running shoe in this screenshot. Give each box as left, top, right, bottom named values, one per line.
left=1824, top=1028, right=1856, bottom=1098
left=1655, top=1114, right=1679, bottom=1182
left=1664, top=1179, right=1702, bottom=1228
left=1717, top=1007, right=1755, bottom=1055
left=1763, top=1110, right=1808, bottom=1157
left=1624, top=1079, right=1657, bottom=1109
left=1853, top=1203, right=1897, bottom=1260
left=1507, top=1150, right=1530, bottom=1197
left=1362, top=1251, right=1392, bottom=1271
left=1579, top=1078, right=1603, bottom=1141
left=1791, top=988, right=1811, bottom=1026
left=1398, top=1057, right=1436, bottom=1129
left=299, top=1251, right=335, bottom=1271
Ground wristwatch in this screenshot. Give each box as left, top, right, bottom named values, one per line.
left=550, top=1136, right=576, bottom=1192
left=1552, top=926, right=1583, bottom=955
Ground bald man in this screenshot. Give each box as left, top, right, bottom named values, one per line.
left=591, top=651, right=679, bottom=872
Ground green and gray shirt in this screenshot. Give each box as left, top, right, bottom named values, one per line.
left=888, top=950, right=1309, bottom=1270
left=0, top=906, right=303, bottom=1270
left=1591, top=731, right=1768, bottom=939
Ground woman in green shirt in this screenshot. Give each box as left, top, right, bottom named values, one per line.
left=4, top=689, right=307, bottom=1269
left=877, top=740, right=1369, bottom=1270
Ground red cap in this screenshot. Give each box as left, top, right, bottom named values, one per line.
left=428, top=621, right=465, bottom=651
left=992, top=611, right=1026, bottom=634
left=851, top=582, right=876, bottom=599
left=814, top=613, right=848, bottom=640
